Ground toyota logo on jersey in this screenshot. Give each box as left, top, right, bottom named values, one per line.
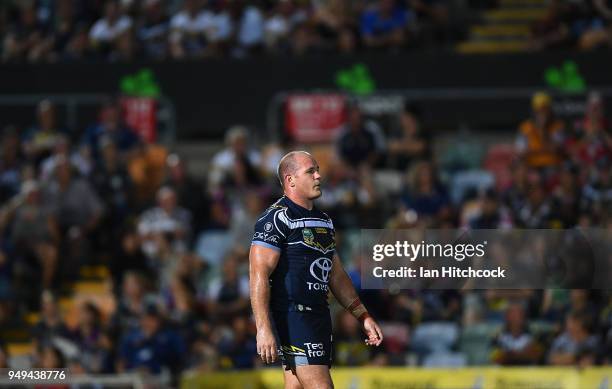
left=310, top=257, right=332, bottom=283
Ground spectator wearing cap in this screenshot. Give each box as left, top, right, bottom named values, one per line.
left=360, top=0, right=413, bottom=50
left=516, top=92, right=565, bottom=170
left=118, top=303, right=186, bottom=375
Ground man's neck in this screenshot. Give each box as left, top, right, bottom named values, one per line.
left=286, top=192, right=313, bottom=211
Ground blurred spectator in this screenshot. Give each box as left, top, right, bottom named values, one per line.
left=491, top=303, right=542, bottom=365
left=516, top=183, right=553, bottom=228
left=551, top=164, right=583, bottom=228
left=469, top=188, right=513, bottom=229
left=163, top=153, right=210, bottom=235
left=582, top=156, right=612, bottom=216
left=516, top=92, right=565, bottom=170
left=387, top=102, right=432, bottom=170
left=0, top=126, right=24, bottom=203
left=89, top=0, right=133, bottom=59
left=138, top=186, right=192, bottom=259
left=169, top=0, right=212, bottom=58
left=137, top=0, right=170, bottom=60
left=91, top=138, right=134, bottom=244
left=578, top=0, right=612, bottom=50
left=360, top=0, right=412, bottom=50
left=50, top=0, right=87, bottom=61
left=206, top=253, right=250, bottom=322
left=38, top=344, right=66, bottom=369
left=313, top=0, right=358, bottom=52
left=228, top=191, right=265, bottom=253
left=32, top=291, right=71, bottom=350
left=400, top=161, right=450, bottom=222
left=209, top=125, right=261, bottom=191
left=264, top=0, right=307, bottom=52
left=118, top=303, right=186, bottom=375
left=10, top=180, right=59, bottom=290
left=548, top=311, right=599, bottom=366
left=2, top=1, right=53, bottom=62
left=216, top=315, right=258, bottom=369
left=335, top=104, right=384, bottom=169
left=39, top=135, right=93, bottom=183
left=83, top=100, right=140, bottom=162
left=127, top=142, right=168, bottom=203
left=43, top=157, right=104, bottom=270
left=111, top=271, right=151, bottom=334
left=228, top=0, right=264, bottom=57
left=110, top=226, right=150, bottom=292
left=165, top=275, right=201, bottom=344
left=23, top=100, right=68, bottom=165
left=567, top=92, right=612, bottom=169
left=72, top=302, right=109, bottom=373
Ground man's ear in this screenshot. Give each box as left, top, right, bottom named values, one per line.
left=288, top=175, right=295, bottom=187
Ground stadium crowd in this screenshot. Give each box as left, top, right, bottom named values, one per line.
left=0, top=0, right=462, bottom=62
left=0, top=89, right=610, bottom=379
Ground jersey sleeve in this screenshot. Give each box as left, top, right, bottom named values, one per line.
left=251, top=208, right=289, bottom=252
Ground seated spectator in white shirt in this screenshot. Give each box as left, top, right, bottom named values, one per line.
left=138, top=186, right=192, bottom=259
left=209, top=125, right=261, bottom=190
left=169, top=0, right=214, bottom=58
left=89, top=0, right=133, bottom=56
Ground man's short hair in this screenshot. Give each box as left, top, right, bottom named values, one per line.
left=276, top=151, right=312, bottom=188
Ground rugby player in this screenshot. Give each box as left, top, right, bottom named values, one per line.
left=249, top=151, right=383, bottom=389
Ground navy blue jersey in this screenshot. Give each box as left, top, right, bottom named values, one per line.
left=251, top=196, right=336, bottom=313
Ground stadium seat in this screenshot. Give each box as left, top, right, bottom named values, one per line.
left=422, top=351, right=468, bottom=367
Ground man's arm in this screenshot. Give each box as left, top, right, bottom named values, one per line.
left=249, top=244, right=280, bottom=363
left=329, top=254, right=383, bottom=346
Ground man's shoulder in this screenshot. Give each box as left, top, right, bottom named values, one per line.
left=256, top=199, right=288, bottom=222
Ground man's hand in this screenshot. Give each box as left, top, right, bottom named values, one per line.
left=362, top=316, right=383, bottom=346
left=256, top=327, right=278, bottom=364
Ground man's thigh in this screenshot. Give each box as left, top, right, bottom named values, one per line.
left=294, top=365, right=333, bottom=389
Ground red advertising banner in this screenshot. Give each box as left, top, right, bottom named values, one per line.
left=121, top=97, right=157, bottom=143
left=285, top=94, right=346, bottom=143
